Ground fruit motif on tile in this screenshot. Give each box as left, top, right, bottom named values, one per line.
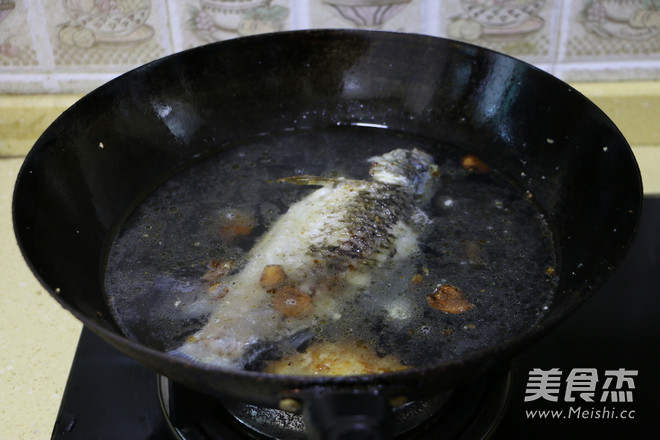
left=321, top=0, right=412, bottom=28
left=447, top=0, right=547, bottom=42
left=582, top=0, right=660, bottom=40
left=0, top=1, right=38, bottom=67
left=0, top=1, right=17, bottom=58
left=59, top=0, right=154, bottom=48
left=188, top=0, right=290, bottom=43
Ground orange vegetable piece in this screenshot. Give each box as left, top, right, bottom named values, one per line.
left=260, top=264, right=287, bottom=289
left=427, top=284, right=475, bottom=314
left=461, top=154, right=490, bottom=173
left=273, top=286, right=313, bottom=317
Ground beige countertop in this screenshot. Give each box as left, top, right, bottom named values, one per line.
left=1, top=158, right=81, bottom=440
left=1, top=84, right=659, bottom=440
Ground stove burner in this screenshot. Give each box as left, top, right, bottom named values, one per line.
left=157, top=367, right=511, bottom=440
left=222, top=393, right=448, bottom=439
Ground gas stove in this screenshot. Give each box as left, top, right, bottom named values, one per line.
left=52, top=197, right=660, bottom=439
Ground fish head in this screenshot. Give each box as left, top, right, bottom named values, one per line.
left=368, top=148, right=439, bottom=195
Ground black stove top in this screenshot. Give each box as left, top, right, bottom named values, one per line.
left=52, top=197, right=660, bottom=440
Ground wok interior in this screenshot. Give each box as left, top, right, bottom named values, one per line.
left=13, top=31, right=641, bottom=402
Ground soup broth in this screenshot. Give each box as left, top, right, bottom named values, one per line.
left=104, top=127, right=557, bottom=373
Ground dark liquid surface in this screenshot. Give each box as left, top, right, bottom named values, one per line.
left=104, top=127, right=557, bottom=372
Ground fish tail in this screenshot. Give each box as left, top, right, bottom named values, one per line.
left=168, top=347, right=197, bottom=363
left=169, top=341, right=242, bottom=368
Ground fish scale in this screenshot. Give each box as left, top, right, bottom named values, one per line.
left=310, top=183, right=413, bottom=269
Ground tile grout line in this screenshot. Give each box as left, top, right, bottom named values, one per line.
left=555, top=0, right=572, bottom=70
left=166, top=0, right=186, bottom=53
left=26, top=0, right=57, bottom=92
left=290, top=0, right=310, bottom=30
left=421, top=0, right=441, bottom=37
left=154, top=0, right=175, bottom=58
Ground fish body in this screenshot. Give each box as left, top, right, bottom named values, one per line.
left=173, top=148, right=438, bottom=368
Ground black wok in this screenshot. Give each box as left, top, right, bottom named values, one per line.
left=13, top=30, right=642, bottom=438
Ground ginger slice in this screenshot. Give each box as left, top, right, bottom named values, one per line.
left=260, top=264, right=287, bottom=289
left=427, top=284, right=475, bottom=314
left=272, top=286, right=313, bottom=317
left=461, top=154, right=489, bottom=173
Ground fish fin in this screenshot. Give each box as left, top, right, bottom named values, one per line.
left=168, top=348, right=198, bottom=363
left=276, top=175, right=348, bottom=186
left=277, top=176, right=364, bottom=186
left=242, top=328, right=314, bottom=371
left=168, top=346, right=240, bottom=369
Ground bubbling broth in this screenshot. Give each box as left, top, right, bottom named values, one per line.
left=104, top=127, right=558, bottom=374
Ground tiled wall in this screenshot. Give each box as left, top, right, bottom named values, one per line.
left=1, top=0, right=660, bottom=94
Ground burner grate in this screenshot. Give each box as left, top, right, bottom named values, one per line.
left=157, top=368, right=511, bottom=440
